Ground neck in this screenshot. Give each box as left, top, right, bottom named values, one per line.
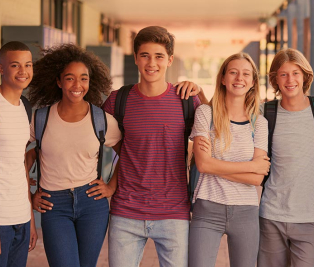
left=225, top=94, right=247, bottom=121
left=138, top=80, right=168, bottom=97
left=281, top=94, right=309, bottom=111
left=0, top=84, right=23, bottom=106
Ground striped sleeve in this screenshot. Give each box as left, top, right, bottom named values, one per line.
left=190, top=104, right=212, bottom=140
left=253, top=115, right=268, bottom=153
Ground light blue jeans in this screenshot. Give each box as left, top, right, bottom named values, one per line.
left=108, top=215, right=189, bottom=267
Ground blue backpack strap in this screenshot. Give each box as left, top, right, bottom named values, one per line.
left=20, top=95, right=32, bottom=124
left=34, top=106, right=50, bottom=190
left=261, top=100, right=278, bottom=189
left=251, top=114, right=257, bottom=139
left=90, top=103, right=107, bottom=180
left=114, top=84, right=134, bottom=136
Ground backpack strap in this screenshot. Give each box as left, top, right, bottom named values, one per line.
left=182, top=97, right=195, bottom=164
left=261, top=100, right=278, bottom=188
left=308, top=96, right=314, bottom=117
left=34, top=106, right=51, bottom=190
left=114, top=84, right=134, bottom=135
left=90, top=103, right=107, bottom=180
left=20, top=95, right=32, bottom=124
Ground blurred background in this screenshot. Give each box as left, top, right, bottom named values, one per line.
left=1, top=0, right=312, bottom=266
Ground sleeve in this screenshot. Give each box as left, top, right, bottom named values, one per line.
left=253, top=115, right=268, bottom=153
left=104, top=112, right=122, bottom=147
left=193, top=95, right=201, bottom=110
left=189, top=104, right=212, bottom=141
left=102, top=90, right=118, bottom=116
left=29, top=113, right=35, bottom=142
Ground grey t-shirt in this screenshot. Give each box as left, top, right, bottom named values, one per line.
left=260, top=101, right=314, bottom=223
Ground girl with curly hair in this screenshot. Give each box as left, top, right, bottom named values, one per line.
left=188, top=53, right=270, bottom=267
left=27, top=44, right=121, bottom=267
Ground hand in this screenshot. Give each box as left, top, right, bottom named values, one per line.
left=198, top=137, right=211, bottom=154
left=29, top=178, right=37, bottom=186
left=174, top=81, right=201, bottom=100
left=252, top=155, right=271, bottom=175
left=28, top=219, right=37, bottom=252
left=32, top=188, right=53, bottom=213
left=86, top=178, right=116, bottom=200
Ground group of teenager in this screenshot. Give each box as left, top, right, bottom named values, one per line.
left=0, top=25, right=313, bottom=267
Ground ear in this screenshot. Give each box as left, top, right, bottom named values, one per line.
left=167, top=55, right=174, bottom=67
left=56, top=77, right=62, bottom=88
left=222, top=76, right=226, bottom=85
left=134, top=52, right=138, bottom=65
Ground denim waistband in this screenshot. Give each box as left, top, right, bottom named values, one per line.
left=41, top=182, right=96, bottom=194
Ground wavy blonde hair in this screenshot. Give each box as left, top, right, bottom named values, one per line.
left=210, top=52, right=261, bottom=152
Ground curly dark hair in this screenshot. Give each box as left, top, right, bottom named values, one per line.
left=28, top=44, right=112, bottom=107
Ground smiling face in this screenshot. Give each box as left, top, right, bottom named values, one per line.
left=57, top=61, right=89, bottom=104
left=0, top=50, right=33, bottom=91
left=134, top=42, right=173, bottom=85
left=222, top=58, right=254, bottom=98
left=276, top=62, right=304, bottom=100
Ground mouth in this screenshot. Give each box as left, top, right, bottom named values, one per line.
left=70, top=91, right=83, bottom=96
left=145, top=69, right=158, bottom=75
left=15, top=77, right=28, bottom=82
left=285, top=85, right=297, bottom=91
left=232, top=84, right=245, bottom=88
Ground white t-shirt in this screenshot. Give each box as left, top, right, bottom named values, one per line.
left=0, top=93, right=31, bottom=225
left=190, top=104, right=268, bottom=206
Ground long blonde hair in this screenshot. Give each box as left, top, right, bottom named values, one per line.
left=210, top=52, right=261, bottom=152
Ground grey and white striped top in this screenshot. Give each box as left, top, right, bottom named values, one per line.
left=190, top=104, right=268, bottom=206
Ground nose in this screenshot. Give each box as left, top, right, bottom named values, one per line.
left=18, top=66, right=26, bottom=74
left=148, top=57, right=156, bottom=66
left=287, top=74, right=294, bottom=83
left=236, top=73, right=243, bottom=81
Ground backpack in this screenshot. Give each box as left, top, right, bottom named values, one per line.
left=20, top=95, right=32, bottom=124
left=34, top=103, right=107, bottom=190
left=261, top=96, right=314, bottom=189
left=113, top=84, right=197, bottom=206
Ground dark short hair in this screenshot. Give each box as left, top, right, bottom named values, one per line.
left=134, top=26, right=175, bottom=56
left=0, top=41, right=30, bottom=59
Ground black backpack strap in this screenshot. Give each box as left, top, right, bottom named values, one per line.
left=34, top=106, right=51, bottom=190
left=114, top=84, right=134, bottom=136
left=261, top=100, right=278, bottom=188
left=90, top=103, right=107, bottom=180
left=308, top=96, right=314, bottom=118
left=20, top=95, right=32, bottom=124
left=182, top=97, right=195, bottom=164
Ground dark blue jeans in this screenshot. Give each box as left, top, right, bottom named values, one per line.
left=0, top=221, right=30, bottom=267
left=41, top=183, right=109, bottom=267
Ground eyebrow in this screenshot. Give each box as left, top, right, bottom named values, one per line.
left=64, top=73, right=89, bottom=77
left=139, top=52, right=166, bottom=56
left=9, top=61, right=33, bottom=64
left=228, top=68, right=252, bottom=72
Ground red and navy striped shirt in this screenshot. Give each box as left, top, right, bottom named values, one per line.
left=104, top=83, right=200, bottom=220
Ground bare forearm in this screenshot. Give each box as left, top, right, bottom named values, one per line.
left=108, top=159, right=120, bottom=192
left=220, top=172, right=264, bottom=186
left=197, top=87, right=209, bottom=104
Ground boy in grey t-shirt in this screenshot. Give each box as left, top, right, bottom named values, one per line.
left=258, top=49, right=314, bottom=267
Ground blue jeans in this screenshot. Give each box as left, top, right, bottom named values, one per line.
left=189, top=199, right=259, bottom=267
left=108, top=215, right=189, bottom=267
left=0, top=221, right=30, bottom=267
left=41, top=183, right=109, bottom=267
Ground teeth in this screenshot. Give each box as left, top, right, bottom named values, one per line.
left=233, top=84, right=244, bottom=88
left=146, top=70, right=156, bottom=73
left=71, top=91, right=82, bottom=95
left=16, top=78, right=27, bottom=81
left=286, top=86, right=296, bottom=89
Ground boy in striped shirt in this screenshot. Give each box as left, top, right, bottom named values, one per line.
left=103, top=26, right=205, bottom=267
left=0, top=41, right=37, bottom=266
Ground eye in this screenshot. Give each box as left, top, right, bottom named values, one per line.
left=82, top=77, right=89, bottom=81
left=26, top=64, right=33, bottom=68
left=65, top=77, right=74, bottom=81
left=243, top=73, right=250, bottom=76
left=280, top=73, right=286, bottom=77
left=156, top=55, right=164, bottom=59
left=11, top=64, right=19, bottom=68
left=230, top=71, right=237, bottom=75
